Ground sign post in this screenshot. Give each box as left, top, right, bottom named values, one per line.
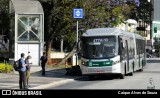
left=73, top=8, right=83, bottom=43
left=73, top=8, right=83, bottom=66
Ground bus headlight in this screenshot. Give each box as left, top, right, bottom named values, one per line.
left=81, top=61, right=86, bottom=66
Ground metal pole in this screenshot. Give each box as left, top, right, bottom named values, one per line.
left=76, top=21, right=78, bottom=66
left=77, top=21, right=79, bottom=43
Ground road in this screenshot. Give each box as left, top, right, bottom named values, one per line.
left=49, top=58, right=160, bottom=89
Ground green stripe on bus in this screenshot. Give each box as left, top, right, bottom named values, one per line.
left=87, top=61, right=113, bottom=67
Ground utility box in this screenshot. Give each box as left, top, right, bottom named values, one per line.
left=72, top=53, right=78, bottom=66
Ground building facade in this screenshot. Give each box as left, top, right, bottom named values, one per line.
left=152, top=0, right=160, bottom=49
left=9, top=0, right=44, bottom=66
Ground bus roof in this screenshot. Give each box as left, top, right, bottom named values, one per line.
left=82, top=28, right=144, bottom=40
left=82, top=28, right=132, bottom=36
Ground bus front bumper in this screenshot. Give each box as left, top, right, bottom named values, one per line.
left=80, top=65, right=121, bottom=75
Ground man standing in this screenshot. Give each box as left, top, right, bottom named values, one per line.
left=19, top=53, right=27, bottom=89
left=25, top=55, right=32, bottom=87
left=40, top=52, right=47, bottom=76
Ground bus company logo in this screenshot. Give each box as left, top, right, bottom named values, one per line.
left=2, top=90, right=11, bottom=95
left=147, top=78, right=155, bottom=90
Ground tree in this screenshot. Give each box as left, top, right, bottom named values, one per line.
left=39, top=0, right=139, bottom=65
left=39, top=0, right=68, bottom=64
left=128, top=0, right=153, bottom=37
left=0, top=0, right=9, bottom=37
left=0, top=0, right=9, bottom=53
left=129, top=0, right=153, bottom=22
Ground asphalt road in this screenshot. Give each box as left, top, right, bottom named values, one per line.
left=50, top=58, right=160, bottom=89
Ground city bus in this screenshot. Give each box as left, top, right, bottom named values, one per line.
left=79, top=28, right=146, bottom=79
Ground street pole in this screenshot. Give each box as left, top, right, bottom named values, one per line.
left=76, top=20, right=78, bottom=66
left=73, top=8, right=83, bottom=66
left=77, top=20, right=79, bottom=43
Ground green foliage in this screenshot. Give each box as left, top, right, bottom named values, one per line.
left=0, top=0, right=150, bottom=58
left=0, top=0, right=9, bottom=36
left=130, top=0, right=153, bottom=22
left=38, top=0, right=141, bottom=55
left=0, top=63, right=13, bottom=73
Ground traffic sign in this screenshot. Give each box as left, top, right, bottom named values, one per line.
left=73, top=8, right=83, bottom=19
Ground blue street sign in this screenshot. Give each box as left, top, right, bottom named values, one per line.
left=73, top=8, right=83, bottom=19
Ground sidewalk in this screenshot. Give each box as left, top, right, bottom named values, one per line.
left=0, top=66, right=80, bottom=89
left=146, top=57, right=160, bottom=60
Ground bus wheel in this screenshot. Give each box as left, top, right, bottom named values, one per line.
left=133, top=63, right=134, bottom=72
left=139, top=66, right=143, bottom=72
left=139, top=68, right=143, bottom=72
left=129, top=64, right=134, bottom=76
left=124, top=64, right=126, bottom=76
left=139, top=61, right=143, bottom=72
left=88, top=75, right=94, bottom=80
left=120, top=64, right=126, bottom=79
left=129, top=71, right=133, bottom=76
left=119, top=74, right=125, bottom=79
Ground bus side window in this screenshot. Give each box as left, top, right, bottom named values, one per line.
left=119, top=37, right=124, bottom=49
left=118, top=37, right=125, bottom=61
left=118, top=37, right=123, bottom=55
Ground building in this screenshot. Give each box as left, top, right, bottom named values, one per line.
left=9, top=0, right=44, bottom=66
left=152, top=0, right=160, bottom=49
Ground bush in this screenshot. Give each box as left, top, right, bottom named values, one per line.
left=0, top=63, right=13, bottom=73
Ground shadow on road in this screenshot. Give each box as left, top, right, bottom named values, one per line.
left=147, top=59, right=160, bottom=63
left=75, top=74, right=120, bottom=81
left=143, top=71, right=160, bottom=74
left=30, top=68, right=80, bottom=79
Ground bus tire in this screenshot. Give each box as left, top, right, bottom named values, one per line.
left=88, top=75, right=94, bottom=80
left=139, top=68, right=143, bottom=72
left=139, top=61, right=143, bottom=72
left=129, top=71, right=133, bottom=76
left=139, top=66, right=143, bottom=72
left=133, top=62, right=134, bottom=72
left=120, top=64, right=126, bottom=79
left=124, top=64, right=126, bottom=75
left=129, top=63, right=134, bottom=76
left=120, top=74, right=125, bottom=79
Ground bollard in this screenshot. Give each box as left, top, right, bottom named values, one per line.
left=65, top=61, right=68, bottom=68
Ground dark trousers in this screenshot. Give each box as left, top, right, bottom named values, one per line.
left=41, top=64, right=45, bottom=75
left=19, top=71, right=27, bottom=89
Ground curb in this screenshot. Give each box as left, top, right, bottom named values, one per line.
left=30, top=76, right=84, bottom=89
left=30, top=79, right=75, bottom=89
left=0, top=74, right=14, bottom=79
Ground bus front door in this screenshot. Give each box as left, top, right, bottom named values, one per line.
left=125, top=40, right=129, bottom=72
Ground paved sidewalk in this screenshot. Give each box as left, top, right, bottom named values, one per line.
left=0, top=67, right=80, bottom=89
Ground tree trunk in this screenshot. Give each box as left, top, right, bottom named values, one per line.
left=46, top=39, right=52, bottom=65
left=53, top=42, right=77, bottom=66
left=60, top=38, right=63, bottom=52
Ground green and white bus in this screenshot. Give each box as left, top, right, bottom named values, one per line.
left=80, top=28, right=146, bottom=79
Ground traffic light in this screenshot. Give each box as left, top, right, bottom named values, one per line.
left=154, top=27, right=157, bottom=33
left=136, top=27, right=146, bottom=31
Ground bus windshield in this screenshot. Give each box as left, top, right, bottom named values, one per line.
left=81, top=36, right=117, bottom=59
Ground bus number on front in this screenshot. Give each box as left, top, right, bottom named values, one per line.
left=93, top=38, right=108, bottom=43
